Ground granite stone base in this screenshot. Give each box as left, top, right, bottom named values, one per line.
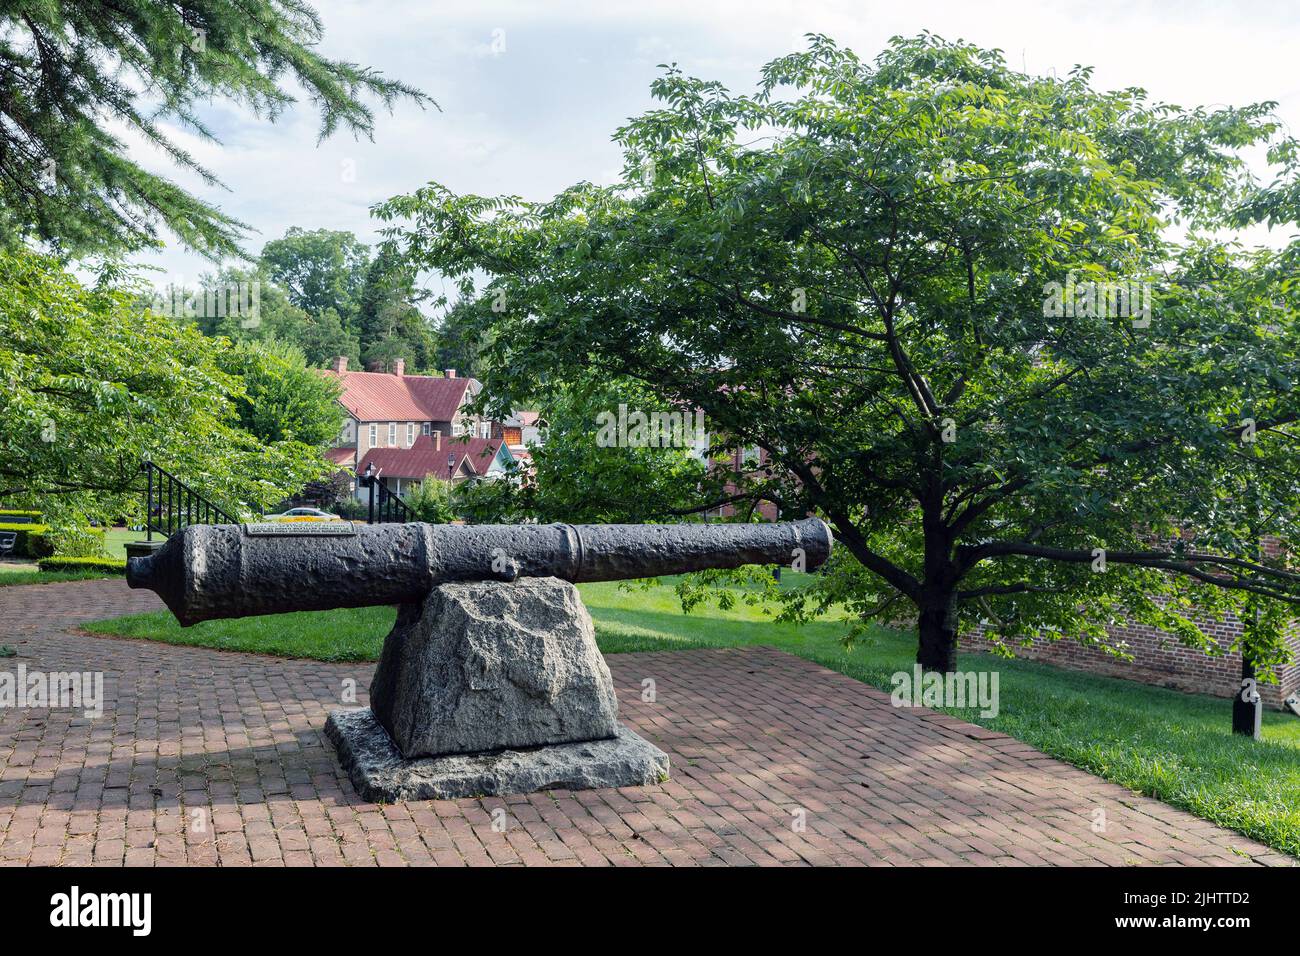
left=325, top=708, right=670, bottom=801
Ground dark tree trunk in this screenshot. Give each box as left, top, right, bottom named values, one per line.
left=916, top=587, right=958, bottom=673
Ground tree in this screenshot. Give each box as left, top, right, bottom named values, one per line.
left=298, top=308, right=361, bottom=368
left=150, top=268, right=361, bottom=366
left=0, top=247, right=332, bottom=526
left=218, top=340, right=343, bottom=446
left=260, top=228, right=372, bottom=327
left=455, top=376, right=722, bottom=524
left=377, top=35, right=1300, bottom=676
left=0, top=2, right=429, bottom=259
left=356, top=245, right=433, bottom=369
left=406, top=478, right=457, bottom=524
left=434, top=298, right=496, bottom=379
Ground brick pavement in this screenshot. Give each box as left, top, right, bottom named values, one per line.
left=0, top=577, right=1291, bottom=866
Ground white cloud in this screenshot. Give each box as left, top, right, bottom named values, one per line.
left=132, top=0, right=1300, bottom=285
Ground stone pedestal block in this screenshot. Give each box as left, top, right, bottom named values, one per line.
left=327, top=577, right=669, bottom=801
left=370, top=577, right=620, bottom=758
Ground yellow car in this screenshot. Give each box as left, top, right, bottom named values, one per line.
left=263, top=507, right=343, bottom=523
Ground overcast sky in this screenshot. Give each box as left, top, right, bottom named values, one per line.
left=133, top=0, right=1300, bottom=299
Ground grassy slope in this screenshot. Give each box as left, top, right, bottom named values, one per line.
left=82, top=575, right=1300, bottom=856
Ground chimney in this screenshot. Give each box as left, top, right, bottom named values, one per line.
left=331, top=356, right=348, bottom=373
left=432, top=431, right=441, bottom=450
left=444, top=368, right=456, bottom=378
left=393, top=358, right=405, bottom=377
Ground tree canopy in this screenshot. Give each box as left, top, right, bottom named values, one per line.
left=0, top=247, right=332, bottom=526
left=218, top=339, right=343, bottom=447
left=0, top=1, right=429, bottom=259
left=377, top=34, right=1300, bottom=675
left=255, top=228, right=432, bottom=369
left=260, top=228, right=372, bottom=322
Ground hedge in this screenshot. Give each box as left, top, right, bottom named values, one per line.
left=37, top=556, right=127, bottom=575
left=0, top=522, right=53, bottom=558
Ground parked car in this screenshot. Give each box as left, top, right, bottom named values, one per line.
left=262, top=507, right=343, bottom=523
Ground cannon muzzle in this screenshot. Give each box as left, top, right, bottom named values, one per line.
left=127, top=518, right=833, bottom=626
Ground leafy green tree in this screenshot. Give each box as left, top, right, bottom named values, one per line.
left=406, top=478, right=457, bottom=524
left=357, top=245, right=433, bottom=369
left=434, top=298, right=495, bottom=379
left=260, top=228, right=372, bottom=328
left=218, top=340, right=343, bottom=446
left=298, top=307, right=361, bottom=368
left=150, top=268, right=361, bottom=366
left=0, top=2, right=429, bottom=259
left=177, top=267, right=306, bottom=344
left=457, top=377, right=722, bottom=524
left=378, top=35, right=1300, bottom=675
left=0, top=248, right=331, bottom=526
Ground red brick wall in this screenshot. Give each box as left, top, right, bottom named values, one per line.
left=963, top=617, right=1300, bottom=709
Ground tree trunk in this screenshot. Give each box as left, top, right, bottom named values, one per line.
left=916, top=588, right=958, bottom=672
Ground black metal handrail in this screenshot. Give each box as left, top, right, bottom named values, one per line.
left=373, top=480, right=415, bottom=524
left=141, top=461, right=238, bottom=541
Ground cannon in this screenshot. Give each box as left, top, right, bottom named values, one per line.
left=126, top=518, right=834, bottom=801
left=126, top=517, right=834, bottom=626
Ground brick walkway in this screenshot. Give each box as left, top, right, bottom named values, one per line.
left=0, top=578, right=1290, bottom=866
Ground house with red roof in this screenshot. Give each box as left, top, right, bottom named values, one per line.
left=355, top=434, right=516, bottom=496
left=323, top=356, right=526, bottom=499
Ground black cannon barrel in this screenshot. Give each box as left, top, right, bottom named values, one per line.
left=127, top=518, right=834, bottom=626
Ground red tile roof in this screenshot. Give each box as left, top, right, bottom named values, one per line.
left=447, top=436, right=509, bottom=475
left=325, top=447, right=356, bottom=467
left=324, top=369, right=476, bottom=423
left=356, top=436, right=509, bottom=481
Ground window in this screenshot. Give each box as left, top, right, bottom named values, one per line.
left=368, top=423, right=377, bottom=448
left=407, top=422, right=415, bottom=445
left=388, top=423, right=397, bottom=446
left=480, top=421, right=490, bottom=439
left=422, top=422, right=430, bottom=436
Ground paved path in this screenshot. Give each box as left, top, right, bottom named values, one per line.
left=0, top=578, right=1290, bottom=866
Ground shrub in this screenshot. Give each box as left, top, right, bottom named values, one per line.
left=37, top=556, right=127, bottom=575
left=406, top=479, right=457, bottom=523
left=333, top=498, right=368, bottom=521
left=49, top=525, right=108, bottom=558
left=0, top=510, right=41, bottom=521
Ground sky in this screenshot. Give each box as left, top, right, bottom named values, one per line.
left=131, top=0, right=1300, bottom=299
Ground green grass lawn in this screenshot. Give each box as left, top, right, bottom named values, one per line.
left=81, top=574, right=1300, bottom=857
left=0, top=562, right=119, bottom=586
left=103, top=527, right=139, bottom=558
